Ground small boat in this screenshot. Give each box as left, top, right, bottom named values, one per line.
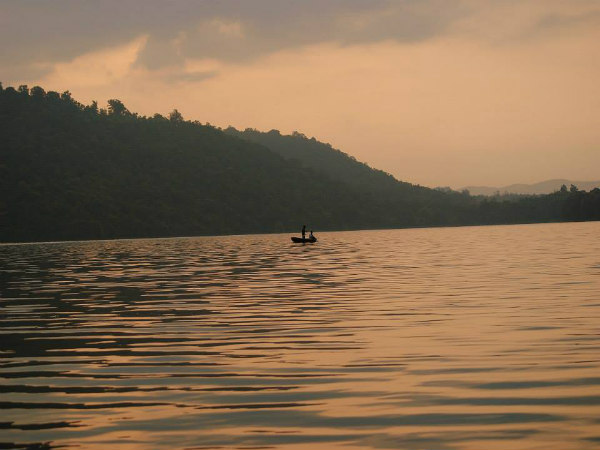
left=291, top=236, right=317, bottom=243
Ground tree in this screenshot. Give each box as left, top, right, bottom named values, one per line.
left=169, top=109, right=184, bottom=122
left=107, top=99, right=129, bottom=116
left=85, top=100, right=99, bottom=113
left=30, top=86, right=46, bottom=98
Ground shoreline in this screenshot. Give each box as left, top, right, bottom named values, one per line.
left=1, top=218, right=597, bottom=246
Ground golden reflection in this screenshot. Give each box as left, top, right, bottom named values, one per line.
left=0, top=222, right=599, bottom=449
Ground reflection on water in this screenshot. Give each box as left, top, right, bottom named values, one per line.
left=1, top=222, right=599, bottom=450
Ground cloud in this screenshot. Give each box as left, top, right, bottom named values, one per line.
left=1, top=0, right=465, bottom=79
left=166, top=70, right=219, bottom=84
left=39, top=35, right=147, bottom=89
left=3, top=0, right=599, bottom=82
left=134, top=0, right=467, bottom=69
left=453, top=0, right=600, bottom=44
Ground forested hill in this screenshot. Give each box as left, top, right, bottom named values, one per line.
left=1, top=84, right=599, bottom=243
left=224, top=127, right=415, bottom=194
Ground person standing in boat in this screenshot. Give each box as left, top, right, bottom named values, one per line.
left=302, top=225, right=306, bottom=240
left=309, top=230, right=315, bottom=240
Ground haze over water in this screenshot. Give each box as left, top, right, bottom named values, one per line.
left=1, top=222, right=599, bottom=450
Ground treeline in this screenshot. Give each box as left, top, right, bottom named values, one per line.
left=0, top=83, right=598, bottom=242
left=224, top=125, right=600, bottom=225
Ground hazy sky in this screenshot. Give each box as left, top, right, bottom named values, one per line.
left=2, top=0, right=599, bottom=188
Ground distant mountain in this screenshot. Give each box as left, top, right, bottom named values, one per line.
left=1, top=83, right=599, bottom=243
left=464, top=179, right=600, bottom=196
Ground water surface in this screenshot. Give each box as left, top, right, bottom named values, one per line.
left=1, top=222, right=599, bottom=449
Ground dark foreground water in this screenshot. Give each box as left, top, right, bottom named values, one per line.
left=1, top=222, right=599, bottom=450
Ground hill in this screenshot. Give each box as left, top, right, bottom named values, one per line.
left=224, top=127, right=414, bottom=194
left=1, top=83, right=599, bottom=242
left=464, top=179, right=600, bottom=196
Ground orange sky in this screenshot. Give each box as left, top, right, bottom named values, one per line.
left=1, top=0, right=599, bottom=188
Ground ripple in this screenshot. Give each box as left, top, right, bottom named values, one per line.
left=1, top=222, right=599, bottom=449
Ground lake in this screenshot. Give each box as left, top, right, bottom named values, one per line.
left=1, top=222, right=599, bottom=450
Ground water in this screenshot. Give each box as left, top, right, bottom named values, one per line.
left=1, top=222, right=599, bottom=450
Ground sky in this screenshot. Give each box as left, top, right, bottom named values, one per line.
left=1, top=0, right=599, bottom=188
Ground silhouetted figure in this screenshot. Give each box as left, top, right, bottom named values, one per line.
left=302, top=225, right=306, bottom=239
left=309, top=230, right=314, bottom=239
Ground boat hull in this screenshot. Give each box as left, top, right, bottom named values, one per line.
left=291, top=237, right=317, bottom=243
